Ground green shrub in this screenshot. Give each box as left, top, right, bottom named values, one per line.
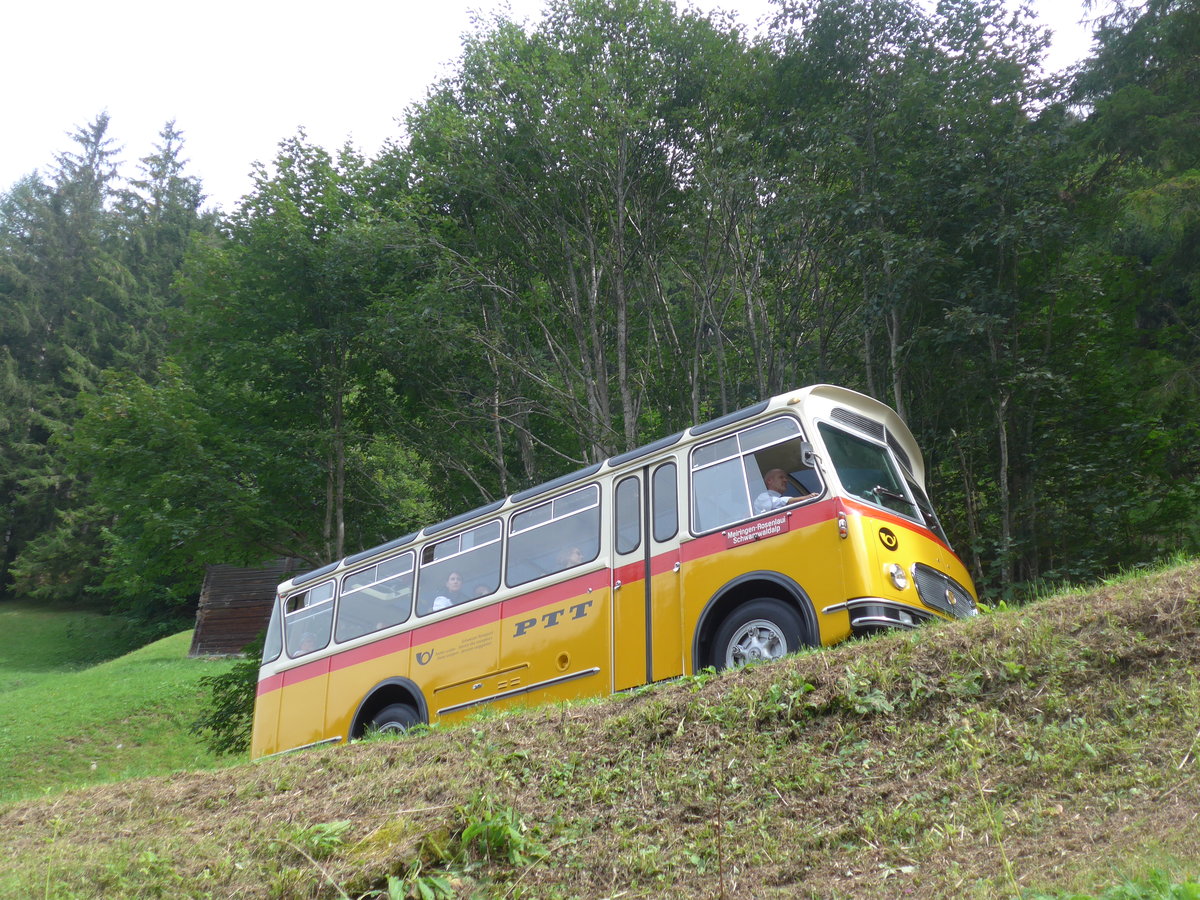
left=191, top=635, right=263, bottom=755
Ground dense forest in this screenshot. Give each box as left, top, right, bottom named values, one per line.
left=1, top=0, right=1197, bottom=630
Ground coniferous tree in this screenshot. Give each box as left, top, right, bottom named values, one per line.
left=0, top=116, right=214, bottom=609
left=0, top=115, right=130, bottom=600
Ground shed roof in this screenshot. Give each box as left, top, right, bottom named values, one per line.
left=188, top=559, right=299, bottom=657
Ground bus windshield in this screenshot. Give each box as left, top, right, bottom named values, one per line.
left=819, top=423, right=920, bottom=521
left=905, top=476, right=950, bottom=545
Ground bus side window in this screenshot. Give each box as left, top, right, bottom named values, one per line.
left=285, top=581, right=334, bottom=658
left=692, top=457, right=750, bottom=531
left=691, top=416, right=818, bottom=532
left=417, top=521, right=502, bottom=614
left=615, top=476, right=641, bottom=555
left=335, top=552, right=414, bottom=643
left=507, top=485, right=600, bottom=587
left=262, top=599, right=283, bottom=663
left=652, top=463, right=678, bottom=542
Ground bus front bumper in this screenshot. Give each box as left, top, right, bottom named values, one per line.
left=823, top=596, right=976, bottom=637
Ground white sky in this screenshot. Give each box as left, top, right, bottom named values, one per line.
left=1, top=0, right=1103, bottom=212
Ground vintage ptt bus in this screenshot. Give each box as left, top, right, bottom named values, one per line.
left=251, top=385, right=978, bottom=759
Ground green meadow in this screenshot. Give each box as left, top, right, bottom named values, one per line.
left=0, top=604, right=236, bottom=804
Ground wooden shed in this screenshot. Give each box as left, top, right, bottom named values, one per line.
left=188, top=559, right=301, bottom=657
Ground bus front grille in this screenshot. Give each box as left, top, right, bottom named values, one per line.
left=913, top=564, right=977, bottom=619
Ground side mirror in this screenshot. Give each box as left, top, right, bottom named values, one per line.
left=801, top=441, right=817, bottom=468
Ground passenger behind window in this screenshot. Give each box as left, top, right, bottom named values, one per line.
left=432, top=571, right=466, bottom=611
left=295, top=631, right=318, bottom=655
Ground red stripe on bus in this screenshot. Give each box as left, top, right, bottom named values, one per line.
left=259, top=629, right=416, bottom=692
left=283, top=655, right=329, bottom=686
left=681, top=498, right=839, bottom=561
left=614, top=559, right=646, bottom=584
left=499, top=569, right=610, bottom=618
left=411, top=603, right=503, bottom=643
left=611, top=542, right=687, bottom=584
left=649, top=550, right=679, bottom=577
left=328, top=629, right=414, bottom=674
left=255, top=497, right=954, bottom=698
left=839, top=497, right=958, bottom=557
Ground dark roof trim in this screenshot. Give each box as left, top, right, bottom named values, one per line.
left=510, top=462, right=603, bottom=505
left=423, top=499, right=506, bottom=538
left=689, top=400, right=770, bottom=438
left=343, top=532, right=418, bottom=568
left=291, top=561, right=339, bottom=587
left=608, top=431, right=685, bottom=468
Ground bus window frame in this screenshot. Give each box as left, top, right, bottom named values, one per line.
left=283, top=580, right=335, bottom=659
left=905, top=475, right=951, bottom=545
left=614, top=475, right=642, bottom=556
left=652, top=462, right=678, bottom=543
left=263, top=598, right=283, bottom=663
left=334, top=549, right=416, bottom=644
left=817, top=421, right=924, bottom=525
left=505, top=482, right=602, bottom=588
left=416, top=519, right=504, bottom=616
left=689, top=414, right=817, bottom=535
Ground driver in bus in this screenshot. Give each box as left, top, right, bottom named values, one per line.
left=754, top=468, right=816, bottom=514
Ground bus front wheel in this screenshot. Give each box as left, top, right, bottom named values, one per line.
left=711, top=598, right=803, bottom=670
left=370, top=702, right=420, bottom=735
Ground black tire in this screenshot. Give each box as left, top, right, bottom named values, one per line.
left=710, top=598, right=805, bottom=671
left=370, top=702, right=421, bottom=735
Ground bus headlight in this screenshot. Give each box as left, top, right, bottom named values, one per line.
left=886, top=563, right=909, bottom=591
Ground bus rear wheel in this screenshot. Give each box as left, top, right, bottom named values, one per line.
left=711, top=598, right=804, bottom=670
left=370, top=702, right=420, bottom=735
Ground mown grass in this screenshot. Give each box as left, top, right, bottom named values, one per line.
left=1, top=564, right=1199, bottom=899
left=0, top=606, right=237, bottom=804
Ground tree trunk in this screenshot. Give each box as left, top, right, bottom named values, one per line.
left=995, top=389, right=1013, bottom=598
left=888, top=305, right=906, bottom=421
left=614, top=131, right=636, bottom=450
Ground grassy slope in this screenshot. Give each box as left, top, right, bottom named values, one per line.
left=0, top=603, right=147, bottom=693
left=0, top=609, right=237, bottom=804
left=2, top=564, right=1199, bottom=899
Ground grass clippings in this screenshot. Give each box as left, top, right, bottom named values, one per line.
left=2, top=562, right=1199, bottom=899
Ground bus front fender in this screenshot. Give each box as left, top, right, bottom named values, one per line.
left=691, top=570, right=819, bottom=672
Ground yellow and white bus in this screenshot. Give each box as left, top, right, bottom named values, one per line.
left=251, top=384, right=978, bottom=759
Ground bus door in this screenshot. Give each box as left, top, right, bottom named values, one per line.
left=612, top=462, right=684, bottom=691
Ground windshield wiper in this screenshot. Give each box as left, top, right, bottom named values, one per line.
left=872, top=485, right=909, bottom=502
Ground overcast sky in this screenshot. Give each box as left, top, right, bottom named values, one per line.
left=2, top=0, right=1103, bottom=212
